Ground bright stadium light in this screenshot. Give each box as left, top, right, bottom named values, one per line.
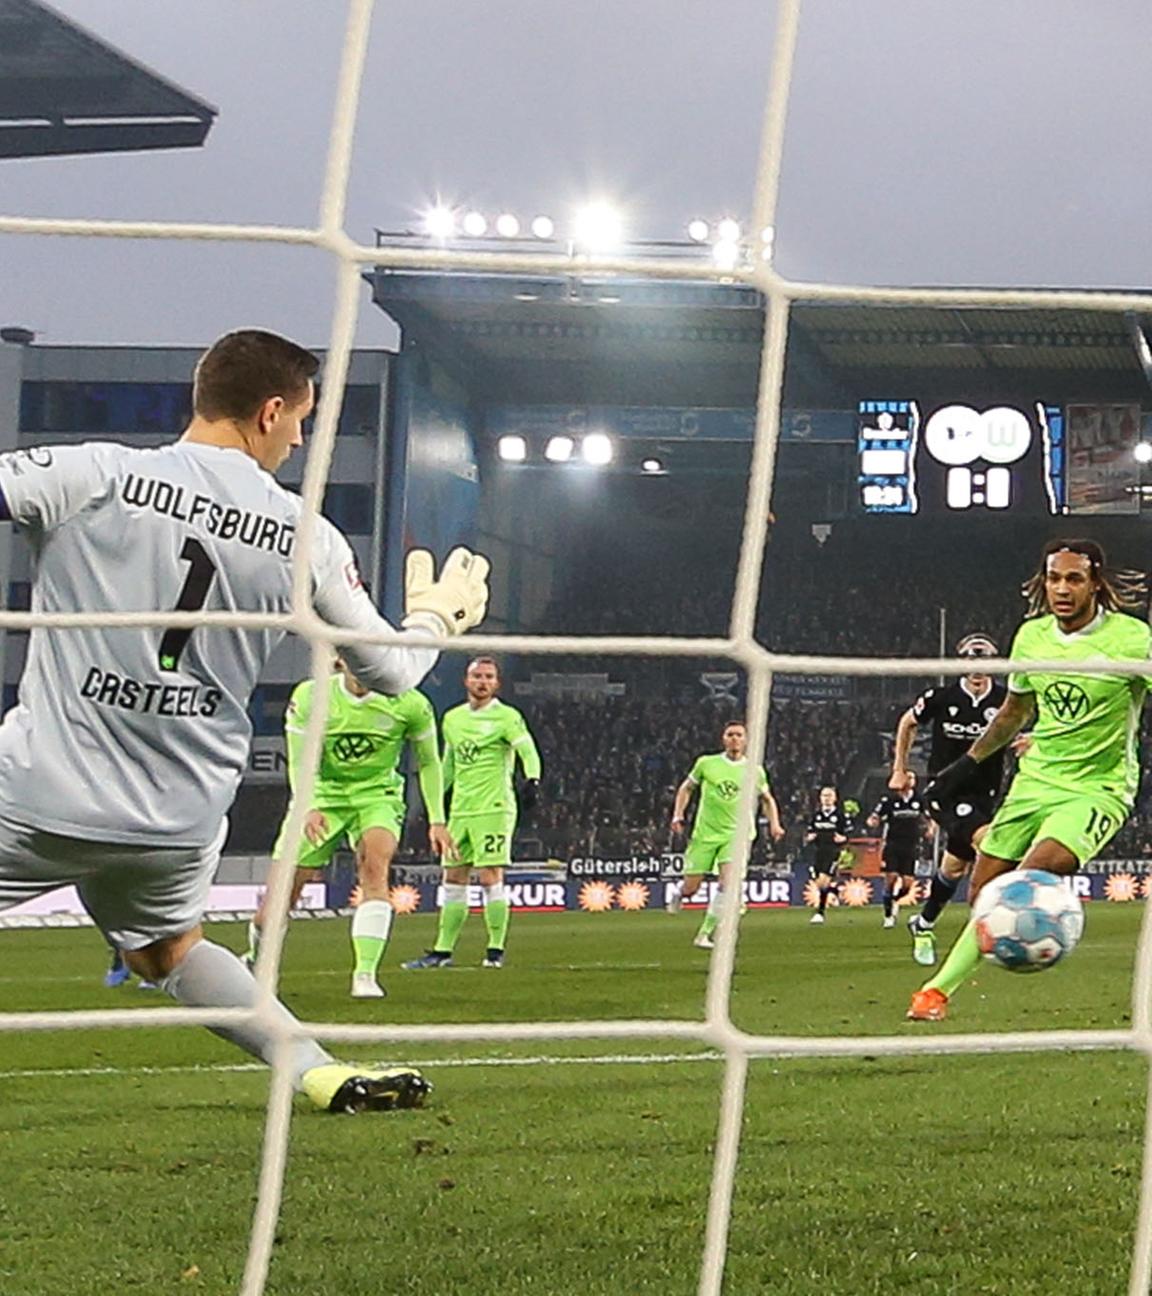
left=531, top=214, right=555, bottom=239
left=496, top=212, right=521, bottom=238
left=641, top=457, right=664, bottom=474
left=423, top=205, right=456, bottom=239
left=1136, top=442, right=1152, bottom=464
left=687, top=219, right=709, bottom=243
left=716, top=217, right=741, bottom=243
left=582, top=432, right=614, bottom=465
left=545, top=435, right=574, bottom=463
left=712, top=240, right=740, bottom=271
left=497, top=435, right=527, bottom=462
left=462, top=210, right=487, bottom=237
left=573, top=202, right=622, bottom=252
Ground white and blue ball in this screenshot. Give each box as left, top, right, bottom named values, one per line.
left=972, top=869, right=1084, bottom=973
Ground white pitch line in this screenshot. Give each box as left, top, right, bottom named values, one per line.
left=0, top=1050, right=724, bottom=1083
left=0, top=961, right=666, bottom=986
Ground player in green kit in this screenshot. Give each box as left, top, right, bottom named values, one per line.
left=908, top=539, right=1150, bottom=1021
left=666, top=720, right=784, bottom=949
left=245, top=658, right=452, bottom=998
left=404, top=657, right=541, bottom=969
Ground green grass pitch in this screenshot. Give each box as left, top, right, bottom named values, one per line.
left=0, top=904, right=1147, bottom=1295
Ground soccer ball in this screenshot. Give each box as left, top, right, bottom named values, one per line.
left=972, top=869, right=1084, bottom=973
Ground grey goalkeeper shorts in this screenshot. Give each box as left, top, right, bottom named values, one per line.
left=0, top=814, right=226, bottom=950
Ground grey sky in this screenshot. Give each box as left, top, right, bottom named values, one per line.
left=3, top=0, right=1151, bottom=348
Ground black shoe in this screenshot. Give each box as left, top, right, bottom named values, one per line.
left=324, top=1067, right=432, bottom=1113
left=482, top=948, right=505, bottom=968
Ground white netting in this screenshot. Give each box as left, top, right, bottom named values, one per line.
left=5, top=1, right=1152, bottom=1292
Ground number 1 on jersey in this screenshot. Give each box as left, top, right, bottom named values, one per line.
left=159, top=537, right=217, bottom=671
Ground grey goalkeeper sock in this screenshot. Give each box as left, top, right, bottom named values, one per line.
left=161, top=939, right=331, bottom=1086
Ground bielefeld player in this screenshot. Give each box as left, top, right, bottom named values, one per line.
left=908, top=540, right=1149, bottom=1022
left=891, top=634, right=1007, bottom=965
left=867, top=771, right=930, bottom=929
left=0, top=329, right=490, bottom=1112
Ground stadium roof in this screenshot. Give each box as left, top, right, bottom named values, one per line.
left=368, top=253, right=1152, bottom=409
left=0, top=0, right=216, bottom=160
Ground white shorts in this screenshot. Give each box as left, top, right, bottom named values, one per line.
left=0, top=815, right=226, bottom=950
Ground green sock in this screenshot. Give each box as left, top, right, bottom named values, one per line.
left=483, top=890, right=510, bottom=950
left=434, top=884, right=469, bottom=954
left=698, top=890, right=724, bottom=938
left=350, top=900, right=392, bottom=976
left=925, top=918, right=980, bottom=997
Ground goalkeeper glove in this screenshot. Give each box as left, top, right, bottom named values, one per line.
left=924, top=753, right=979, bottom=818
left=402, top=547, right=490, bottom=636
left=519, top=778, right=540, bottom=812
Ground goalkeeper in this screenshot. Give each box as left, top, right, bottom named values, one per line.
left=0, top=329, right=492, bottom=1113
left=908, top=539, right=1150, bottom=1022
left=245, top=658, right=453, bottom=998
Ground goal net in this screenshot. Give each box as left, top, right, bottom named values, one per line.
left=5, top=2, right=1152, bottom=1293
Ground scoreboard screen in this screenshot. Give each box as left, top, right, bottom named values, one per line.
left=858, top=400, right=1066, bottom=515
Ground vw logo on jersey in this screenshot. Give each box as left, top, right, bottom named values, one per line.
left=716, top=780, right=741, bottom=800
left=1043, top=680, right=1090, bottom=723
left=333, top=733, right=377, bottom=762
left=955, top=802, right=973, bottom=817
left=456, top=738, right=480, bottom=765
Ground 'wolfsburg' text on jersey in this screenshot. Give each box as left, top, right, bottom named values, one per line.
left=0, top=442, right=438, bottom=846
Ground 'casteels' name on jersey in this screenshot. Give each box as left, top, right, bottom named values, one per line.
left=81, top=667, right=221, bottom=717
left=121, top=475, right=294, bottom=557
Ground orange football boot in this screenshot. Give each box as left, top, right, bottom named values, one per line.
left=906, top=987, right=948, bottom=1021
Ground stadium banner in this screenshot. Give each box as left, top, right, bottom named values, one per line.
left=1065, top=402, right=1141, bottom=513
left=486, top=405, right=855, bottom=445
left=6, top=866, right=1147, bottom=928
left=772, top=673, right=853, bottom=701
left=246, top=735, right=287, bottom=783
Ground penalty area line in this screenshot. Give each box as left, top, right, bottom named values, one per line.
left=0, top=1050, right=724, bottom=1083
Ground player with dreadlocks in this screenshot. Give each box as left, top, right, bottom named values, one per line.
left=906, top=539, right=1150, bottom=1021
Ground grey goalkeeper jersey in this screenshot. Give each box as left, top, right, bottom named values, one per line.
left=0, top=441, right=439, bottom=847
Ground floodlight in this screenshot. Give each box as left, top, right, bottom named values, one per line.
left=545, top=436, right=574, bottom=463
left=712, top=240, right=740, bottom=271
left=687, top=219, right=709, bottom=243
left=462, top=210, right=487, bottom=237
left=423, top=205, right=456, bottom=238
left=1136, top=442, right=1152, bottom=464
left=498, top=435, right=527, bottom=462
left=496, top=213, right=520, bottom=238
left=531, top=215, right=555, bottom=239
left=716, top=218, right=741, bottom=243
left=573, top=202, right=622, bottom=251
left=582, top=433, right=614, bottom=465
left=641, top=458, right=664, bottom=474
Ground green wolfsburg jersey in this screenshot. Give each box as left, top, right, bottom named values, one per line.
left=1007, top=610, right=1152, bottom=802
left=443, top=699, right=541, bottom=817
left=688, top=753, right=769, bottom=843
left=284, top=675, right=435, bottom=797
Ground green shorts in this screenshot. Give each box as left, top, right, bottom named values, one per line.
left=981, top=781, right=1129, bottom=868
left=273, top=793, right=405, bottom=870
left=684, top=836, right=741, bottom=876
left=449, top=811, right=516, bottom=869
